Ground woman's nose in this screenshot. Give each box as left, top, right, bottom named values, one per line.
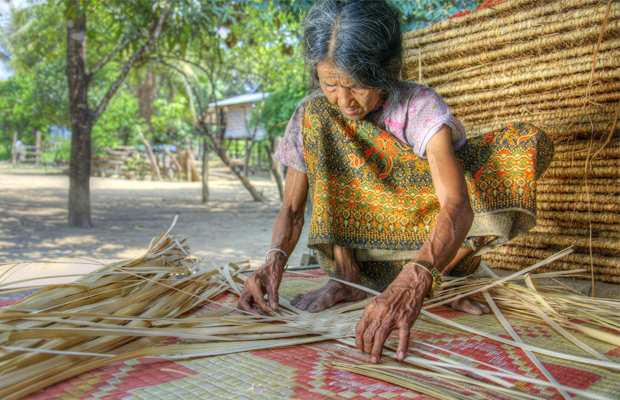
left=336, top=87, right=355, bottom=108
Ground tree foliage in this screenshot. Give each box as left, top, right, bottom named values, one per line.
left=150, top=95, right=193, bottom=144
left=393, top=0, right=483, bottom=31
left=1, top=0, right=484, bottom=149
left=91, top=86, right=142, bottom=149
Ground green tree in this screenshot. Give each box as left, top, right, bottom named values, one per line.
left=0, top=4, right=69, bottom=145
left=155, top=1, right=307, bottom=203
left=5, top=0, right=232, bottom=227
left=0, top=75, right=43, bottom=142
left=150, top=95, right=193, bottom=144
left=91, top=86, right=142, bottom=149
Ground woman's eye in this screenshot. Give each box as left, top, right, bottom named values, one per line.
left=351, top=87, right=369, bottom=95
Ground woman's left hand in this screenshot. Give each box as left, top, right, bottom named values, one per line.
left=355, top=263, right=432, bottom=363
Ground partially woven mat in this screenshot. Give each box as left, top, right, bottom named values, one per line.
left=402, top=0, right=620, bottom=283
left=9, top=270, right=618, bottom=400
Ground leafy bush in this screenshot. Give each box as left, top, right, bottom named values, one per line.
left=42, top=137, right=72, bottom=164
left=259, top=82, right=308, bottom=139
left=92, top=89, right=142, bottom=150
left=0, top=144, right=11, bottom=160
left=150, top=95, right=194, bottom=144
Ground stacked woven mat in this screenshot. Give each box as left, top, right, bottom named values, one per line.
left=402, top=0, right=620, bottom=283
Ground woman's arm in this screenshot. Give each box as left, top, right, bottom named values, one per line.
left=413, top=125, right=474, bottom=270
left=238, top=168, right=309, bottom=314
left=355, top=125, right=474, bottom=363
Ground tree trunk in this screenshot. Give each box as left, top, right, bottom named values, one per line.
left=35, top=131, right=41, bottom=167
left=202, top=135, right=209, bottom=203
left=185, top=136, right=192, bottom=182
left=265, top=141, right=284, bottom=200
left=66, top=6, right=94, bottom=227
left=11, top=131, right=17, bottom=167
left=136, top=125, right=162, bottom=180
left=198, top=124, right=266, bottom=203
left=65, top=2, right=168, bottom=227
left=137, top=65, right=156, bottom=132
left=244, top=138, right=249, bottom=177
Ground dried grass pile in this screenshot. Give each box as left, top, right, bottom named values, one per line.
left=1, top=225, right=619, bottom=399
left=402, top=0, right=620, bottom=283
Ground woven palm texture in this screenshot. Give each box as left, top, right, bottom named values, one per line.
left=402, top=0, right=620, bottom=283
left=1, top=226, right=619, bottom=399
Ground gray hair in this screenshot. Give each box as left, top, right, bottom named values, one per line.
left=302, top=0, right=404, bottom=119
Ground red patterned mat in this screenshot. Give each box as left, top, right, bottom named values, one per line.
left=3, top=269, right=619, bottom=400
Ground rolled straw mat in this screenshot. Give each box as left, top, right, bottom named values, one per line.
left=403, top=0, right=620, bottom=282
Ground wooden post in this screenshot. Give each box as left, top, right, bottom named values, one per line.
left=11, top=132, right=17, bottom=167
left=35, top=131, right=42, bottom=167
left=244, top=138, right=249, bottom=177
left=135, top=125, right=161, bottom=181
left=257, top=143, right=262, bottom=171
left=162, top=151, right=167, bottom=178
left=163, top=145, right=182, bottom=180
left=185, top=136, right=192, bottom=182
left=202, top=136, right=209, bottom=203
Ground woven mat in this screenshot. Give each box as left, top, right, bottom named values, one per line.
left=5, top=270, right=619, bottom=400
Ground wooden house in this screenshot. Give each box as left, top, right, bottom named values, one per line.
left=206, top=92, right=269, bottom=175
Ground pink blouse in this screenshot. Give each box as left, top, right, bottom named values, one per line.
left=273, top=82, right=466, bottom=173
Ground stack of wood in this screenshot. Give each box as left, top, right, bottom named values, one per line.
left=93, top=146, right=140, bottom=177
left=402, top=0, right=620, bottom=283
left=93, top=144, right=201, bottom=182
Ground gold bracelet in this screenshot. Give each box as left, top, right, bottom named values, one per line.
left=409, top=260, right=442, bottom=300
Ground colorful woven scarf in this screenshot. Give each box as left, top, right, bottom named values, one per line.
left=301, top=96, right=553, bottom=289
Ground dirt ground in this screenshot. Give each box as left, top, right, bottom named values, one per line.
left=0, top=163, right=312, bottom=270
left=2, top=163, right=618, bottom=299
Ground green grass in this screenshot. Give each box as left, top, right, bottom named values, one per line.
left=0, top=144, right=11, bottom=160
left=42, top=138, right=72, bottom=164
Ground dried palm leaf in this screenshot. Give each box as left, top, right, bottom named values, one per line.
left=0, top=222, right=618, bottom=400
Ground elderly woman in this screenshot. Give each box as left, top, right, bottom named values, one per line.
left=239, top=0, right=553, bottom=363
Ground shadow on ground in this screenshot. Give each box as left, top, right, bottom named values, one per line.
left=0, top=165, right=311, bottom=269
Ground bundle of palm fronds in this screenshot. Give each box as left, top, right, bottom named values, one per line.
left=0, top=226, right=618, bottom=399
left=402, top=0, right=620, bottom=283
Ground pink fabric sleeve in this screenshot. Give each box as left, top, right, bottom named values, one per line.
left=272, top=89, right=324, bottom=174
left=385, top=84, right=466, bottom=158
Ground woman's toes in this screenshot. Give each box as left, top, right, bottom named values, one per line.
left=480, top=301, right=491, bottom=314
left=295, top=292, right=319, bottom=310
left=308, top=300, right=326, bottom=312
left=291, top=294, right=302, bottom=306
left=449, top=297, right=490, bottom=316
left=308, top=293, right=337, bottom=313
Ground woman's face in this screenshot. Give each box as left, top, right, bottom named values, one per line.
left=317, top=61, right=383, bottom=120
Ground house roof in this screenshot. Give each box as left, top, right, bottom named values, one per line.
left=208, top=92, right=269, bottom=108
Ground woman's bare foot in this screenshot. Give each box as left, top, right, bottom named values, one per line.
left=291, top=280, right=369, bottom=312
left=449, top=297, right=491, bottom=315
left=292, top=244, right=368, bottom=312
left=442, top=248, right=491, bottom=316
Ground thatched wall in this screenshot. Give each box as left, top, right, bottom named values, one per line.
left=402, top=0, right=619, bottom=282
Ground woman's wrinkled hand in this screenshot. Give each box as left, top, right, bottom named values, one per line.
left=238, top=260, right=284, bottom=315
left=355, top=264, right=432, bottom=363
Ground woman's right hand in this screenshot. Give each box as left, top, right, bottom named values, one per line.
left=238, top=259, right=285, bottom=314
left=238, top=168, right=309, bottom=315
